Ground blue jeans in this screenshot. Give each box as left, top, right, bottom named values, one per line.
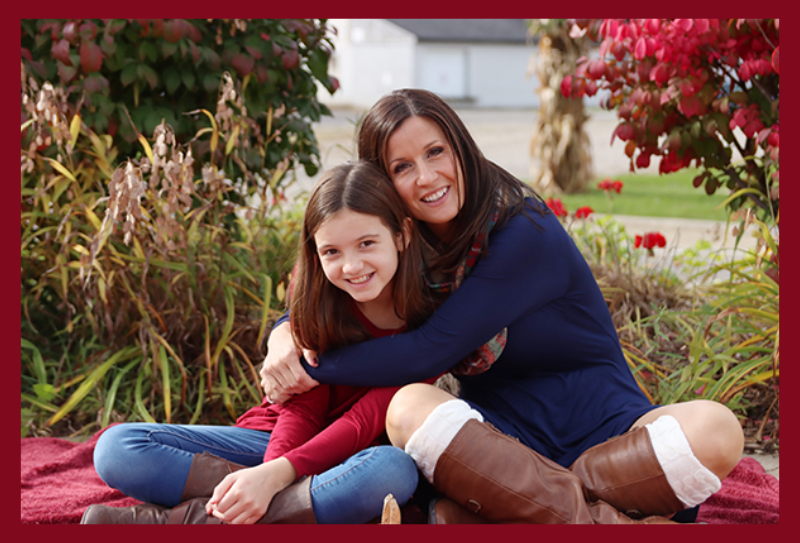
left=93, top=423, right=419, bottom=524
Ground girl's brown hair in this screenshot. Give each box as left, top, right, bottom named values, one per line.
left=290, top=161, right=432, bottom=353
left=357, top=88, right=547, bottom=275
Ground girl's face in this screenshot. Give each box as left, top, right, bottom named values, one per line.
left=314, top=209, right=405, bottom=306
left=385, top=116, right=465, bottom=240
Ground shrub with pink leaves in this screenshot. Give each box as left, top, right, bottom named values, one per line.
left=564, top=19, right=778, bottom=225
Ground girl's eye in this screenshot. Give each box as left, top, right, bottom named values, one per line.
left=321, top=248, right=338, bottom=257
left=361, top=240, right=375, bottom=248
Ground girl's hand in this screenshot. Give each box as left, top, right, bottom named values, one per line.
left=260, top=321, right=320, bottom=404
left=206, top=458, right=298, bottom=524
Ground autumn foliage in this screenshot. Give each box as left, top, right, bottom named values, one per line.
left=21, top=19, right=338, bottom=176
left=563, top=19, right=779, bottom=223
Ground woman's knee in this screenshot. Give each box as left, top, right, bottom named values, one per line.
left=386, top=383, right=455, bottom=449
left=692, top=401, right=744, bottom=478
left=643, top=400, right=744, bottom=479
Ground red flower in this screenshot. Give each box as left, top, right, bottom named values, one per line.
left=545, top=198, right=568, bottom=218
left=635, top=232, right=667, bottom=250
left=575, top=206, right=594, bottom=219
left=597, top=178, right=623, bottom=194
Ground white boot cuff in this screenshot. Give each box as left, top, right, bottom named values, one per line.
left=645, top=415, right=722, bottom=508
left=404, top=399, right=484, bottom=484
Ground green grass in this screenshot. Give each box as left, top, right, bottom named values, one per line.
left=539, top=169, right=731, bottom=221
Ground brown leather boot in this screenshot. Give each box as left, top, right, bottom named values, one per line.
left=428, top=496, right=488, bottom=524
left=180, top=451, right=247, bottom=502
left=432, top=420, right=674, bottom=524
left=569, top=426, right=685, bottom=518
left=81, top=478, right=316, bottom=524
left=81, top=498, right=220, bottom=524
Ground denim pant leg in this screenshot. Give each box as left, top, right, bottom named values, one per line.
left=309, top=445, right=419, bottom=524
left=93, top=423, right=271, bottom=507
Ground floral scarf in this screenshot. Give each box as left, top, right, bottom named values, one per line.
left=423, top=211, right=507, bottom=376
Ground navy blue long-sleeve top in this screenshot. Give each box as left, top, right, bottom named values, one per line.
left=283, top=200, right=656, bottom=467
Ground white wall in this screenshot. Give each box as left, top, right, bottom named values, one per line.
left=321, top=19, right=416, bottom=109
left=465, top=43, right=539, bottom=108
left=319, top=20, right=542, bottom=110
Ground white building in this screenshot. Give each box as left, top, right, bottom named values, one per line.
left=322, top=19, right=540, bottom=109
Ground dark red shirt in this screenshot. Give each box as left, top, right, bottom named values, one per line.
left=235, top=302, right=436, bottom=478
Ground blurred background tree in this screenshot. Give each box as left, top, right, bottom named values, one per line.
left=527, top=19, right=594, bottom=195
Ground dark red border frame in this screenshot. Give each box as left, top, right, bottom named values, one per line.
left=9, top=5, right=792, bottom=542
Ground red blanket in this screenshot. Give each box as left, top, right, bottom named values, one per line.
left=21, top=429, right=779, bottom=524
left=696, top=456, right=780, bottom=524
left=21, top=428, right=141, bottom=524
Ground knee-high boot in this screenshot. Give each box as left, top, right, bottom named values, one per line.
left=432, top=419, right=672, bottom=524
left=81, top=477, right=316, bottom=524
left=179, top=451, right=247, bottom=502
left=569, top=426, right=685, bottom=518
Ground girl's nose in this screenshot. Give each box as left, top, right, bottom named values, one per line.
left=342, top=255, right=363, bottom=275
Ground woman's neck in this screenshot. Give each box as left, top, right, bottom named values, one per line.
left=355, top=283, right=405, bottom=331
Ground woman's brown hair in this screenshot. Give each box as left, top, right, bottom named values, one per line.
left=357, top=88, right=547, bottom=275
left=290, top=161, right=432, bottom=353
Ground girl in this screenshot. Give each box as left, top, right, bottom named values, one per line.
left=84, top=161, right=435, bottom=524
left=260, top=89, right=745, bottom=524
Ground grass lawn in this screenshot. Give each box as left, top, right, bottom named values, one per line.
left=537, top=169, right=731, bottom=221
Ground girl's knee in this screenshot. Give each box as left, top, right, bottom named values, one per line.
left=93, top=423, right=149, bottom=484
left=374, top=446, right=419, bottom=504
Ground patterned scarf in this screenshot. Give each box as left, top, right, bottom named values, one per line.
left=423, top=211, right=507, bottom=376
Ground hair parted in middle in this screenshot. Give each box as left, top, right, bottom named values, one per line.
left=357, top=88, right=547, bottom=275
left=290, top=161, right=433, bottom=354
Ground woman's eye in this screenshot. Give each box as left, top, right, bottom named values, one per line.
left=429, top=147, right=444, bottom=157
left=393, top=163, right=409, bottom=175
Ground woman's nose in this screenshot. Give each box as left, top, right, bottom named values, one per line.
left=417, top=162, right=435, bottom=185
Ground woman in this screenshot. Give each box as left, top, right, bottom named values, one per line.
left=85, top=162, right=435, bottom=524
left=260, top=89, right=744, bottom=524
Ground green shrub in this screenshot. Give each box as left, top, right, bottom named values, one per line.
left=567, top=212, right=778, bottom=440
left=22, top=57, right=313, bottom=437
left=21, top=19, right=338, bottom=178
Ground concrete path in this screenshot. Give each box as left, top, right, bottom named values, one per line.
left=297, top=104, right=777, bottom=479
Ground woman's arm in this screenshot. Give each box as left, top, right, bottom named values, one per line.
left=259, top=318, right=320, bottom=404
left=307, top=211, right=573, bottom=387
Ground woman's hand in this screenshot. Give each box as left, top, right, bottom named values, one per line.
left=206, top=458, right=298, bottom=524
left=260, top=321, right=320, bottom=404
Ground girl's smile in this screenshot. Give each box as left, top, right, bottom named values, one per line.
left=314, top=209, right=405, bottom=326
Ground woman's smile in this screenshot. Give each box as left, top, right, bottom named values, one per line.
left=386, top=116, right=465, bottom=240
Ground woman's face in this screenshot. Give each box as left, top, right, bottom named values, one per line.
left=385, top=116, right=464, bottom=240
